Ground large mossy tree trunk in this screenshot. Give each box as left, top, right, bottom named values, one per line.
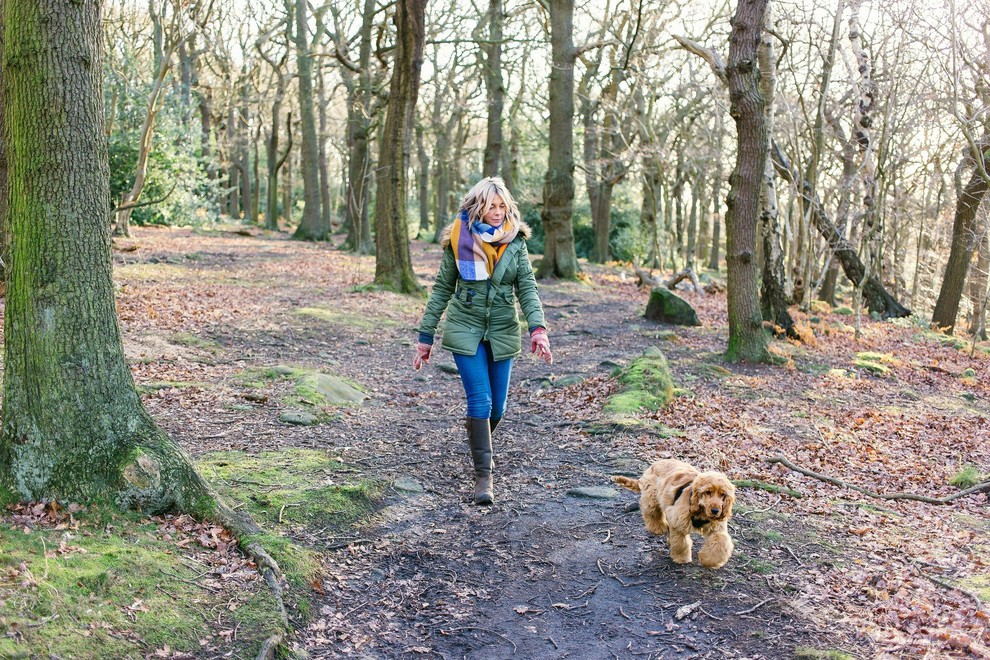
left=0, top=0, right=215, bottom=514
left=723, top=0, right=772, bottom=363
left=373, top=0, right=425, bottom=293
left=292, top=0, right=329, bottom=241
left=537, top=0, right=580, bottom=279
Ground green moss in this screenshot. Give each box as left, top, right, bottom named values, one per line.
left=605, top=350, right=675, bottom=414
left=833, top=306, right=853, bottom=315
left=732, top=479, right=803, bottom=498
left=762, top=530, right=784, bottom=544
left=198, top=449, right=383, bottom=532
left=950, top=464, right=987, bottom=489
left=245, top=532, right=322, bottom=590
left=169, top=332, right=222, bottom=353
left=234, top=365, right=307, bottom=388
left=958, top=575, right=990, bottom=602
left=853, top=352, right=897, bottom=375
left=698, top=363, right=732, bottom=378
left=0, top=485, right=20, bottom=508
left=0, top=511, right=282, bottom=657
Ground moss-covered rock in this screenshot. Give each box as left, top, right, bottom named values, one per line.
left=605, top=349, right=676, bottom=414
left=644, top=287, right=701, bottom=326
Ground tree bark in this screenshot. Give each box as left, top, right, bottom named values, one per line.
left=340, top=0, right=376, bottom=253
left=317, top=67, right=333, bottom=232
left=932, top=142, right=990, bottom=331
left=235, top=70, right=253, bottom=223
left=709, top=113, right=725, bottom=271
left=292, top=0, right=328, bottom=241
left=0, top=1, right=7, bottom=288
left=538, top=0, right=580, bottom=278
left=481, top=0, right=504, bottom=177
left=0, top=0, right=212, bottom=512
left=756, top=8, right=794, bottom=337
left=967, top=216, right=990, bottom=339
left=373, top=0, right=425, bottom=293
left=723, top=0, right=772, bottom=363
left=416, top=123, right=429, bottom=238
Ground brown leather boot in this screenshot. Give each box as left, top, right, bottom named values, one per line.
left=467, top=417, right=494, bottom=505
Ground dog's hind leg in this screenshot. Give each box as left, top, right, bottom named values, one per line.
left=698, top=530, right=733, bottom=569
left=667, top=531, right=692, bottom=564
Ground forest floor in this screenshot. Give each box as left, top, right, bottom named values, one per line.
left=1, top=224, right=989, bottom=659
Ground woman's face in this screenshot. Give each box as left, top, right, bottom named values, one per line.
left=481, top=195, right=507, bottom=226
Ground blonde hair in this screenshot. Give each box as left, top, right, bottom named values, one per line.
left=459, top=177, right=521, bottom=225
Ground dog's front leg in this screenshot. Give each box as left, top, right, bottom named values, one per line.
left=667, top=531, right=692, bottom=564
left=698, top=530, right=733, bottom=569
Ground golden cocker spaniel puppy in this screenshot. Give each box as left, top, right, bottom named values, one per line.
left=614, top=459, right=736, bottom=569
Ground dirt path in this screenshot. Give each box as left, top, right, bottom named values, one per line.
left=115, top=226, right=990, bottom=658
left=295, top=255, right=849, bottom=658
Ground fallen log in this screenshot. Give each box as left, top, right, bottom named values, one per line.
left=767, top=455, right=990, bottom=504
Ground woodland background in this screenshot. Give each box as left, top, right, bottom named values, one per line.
left=0, top=0, right=989, bottom=657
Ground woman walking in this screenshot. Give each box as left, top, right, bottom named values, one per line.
left=413, top=177, right=553, bottom=505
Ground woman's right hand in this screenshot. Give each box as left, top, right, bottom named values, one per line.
left=413, top=342, right=433, bottom=370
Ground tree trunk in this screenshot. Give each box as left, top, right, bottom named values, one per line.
left=723, top=0, right=772, bottom=363
left=114, top=36, right=175, bottom=237
left=709, top=114, right=724, bottom=271
left=757, top=7, right=794, bottom=337
left=537, top=0, right=580, bottom=278
left=771, top=141, right=911, bottom=318
left=967, top=215, right=990, bottom=339
left=0, top=0, right=7, bottom=287
left=932, top=144, right=990, bottom=332
left=0, top=0, right=213, bottom=512
left=481, top=0, right=504, bottom=177
left=292, top=0, right=328, bottom=241
left=236, top=73, right=253, bottom=223
left=342, top=0, right=376, bottom=254
left=317, top=69, right=333, bottom=232
left=372, top=0, right=425, bottom=293
left=416, top=123, right=429, bottom=238
left=687, top=176, right=700, bottom=269
left=283, top=132, right=293, bottom=225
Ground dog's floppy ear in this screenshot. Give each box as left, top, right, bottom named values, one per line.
left=722, top=480, right=736, bottom=516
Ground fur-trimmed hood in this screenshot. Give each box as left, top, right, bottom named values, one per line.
left=439, top=218, right=533, bottom=249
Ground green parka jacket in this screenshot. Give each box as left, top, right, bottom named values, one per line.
left=418, top=221, right=546, bottom=361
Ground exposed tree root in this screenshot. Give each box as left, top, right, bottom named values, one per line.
left=213, top=501, right=289, bottom=659
left=767, top=455, right=990, bottom=504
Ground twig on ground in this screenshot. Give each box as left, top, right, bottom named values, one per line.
left=767, top=455, right=990, bottom=504
left=914, top=564, right=988, bottom=610
left=782, top=545, right=804, bottom=567
left=735, top=598, right=773, bottom=615
left=277, top=503, right=301, bottom=524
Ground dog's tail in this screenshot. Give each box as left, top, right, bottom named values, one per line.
left=612, top=475, right=641, bottom=493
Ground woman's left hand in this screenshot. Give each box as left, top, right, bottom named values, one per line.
left=531, top=328, right=553, bottom=365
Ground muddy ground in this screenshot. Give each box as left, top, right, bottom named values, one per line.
left=102, top=226, right=990, bottom=658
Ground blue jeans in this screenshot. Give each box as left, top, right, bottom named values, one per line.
left=453, top=341, right=513, bottom=420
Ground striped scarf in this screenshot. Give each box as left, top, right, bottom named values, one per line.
left=451, top=210, right=519, bottom=281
